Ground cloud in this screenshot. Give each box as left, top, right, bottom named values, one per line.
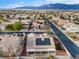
left=27, top=0, right=79, bottom=7
left=1, top=0, right=79, bottom=9
left=5, top=2, right=27, bottom=9
left=46, top=0, right=64, bottom=3
left=46, top=0, right=79, bottom=4
left=32, top=1, right=44, bottom=6
left=66, top=0, right=79, bottom=4
left=0, top=6, right=2, bottom=9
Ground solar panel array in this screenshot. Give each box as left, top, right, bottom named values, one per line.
left=36, top=38, right=51, bottom=45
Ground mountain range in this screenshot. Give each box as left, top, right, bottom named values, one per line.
left=16, top=3, right=79, bottom=10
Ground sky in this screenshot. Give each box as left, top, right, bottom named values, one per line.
left=0, top=0, right=79, bottom=9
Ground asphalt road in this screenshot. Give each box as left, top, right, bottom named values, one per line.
left=45, top=17, right=79, bottom=58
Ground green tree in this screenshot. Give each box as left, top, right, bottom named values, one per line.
left=48, top=55, right=54, bottom=59
left=46, top=28, right=52, bottom=35
left=55, top=44, right=62, bottom=50
left=5, top=24, right=13, bottom=30
left=12, top=22, right=22, bottom=31
left=26, top=16, right=30, bottom=19
left=60, top=15, right=66, bottom=20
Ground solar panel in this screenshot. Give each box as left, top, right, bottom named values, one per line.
left=36, top=38, right=51, bottom=45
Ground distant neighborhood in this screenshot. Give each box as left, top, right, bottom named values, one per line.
left=0, top=10, right=79, bottom=59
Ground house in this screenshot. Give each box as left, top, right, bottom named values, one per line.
left=26, top=33, right=56, bottom=57
left=0, top=34, right=24, bottom=56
